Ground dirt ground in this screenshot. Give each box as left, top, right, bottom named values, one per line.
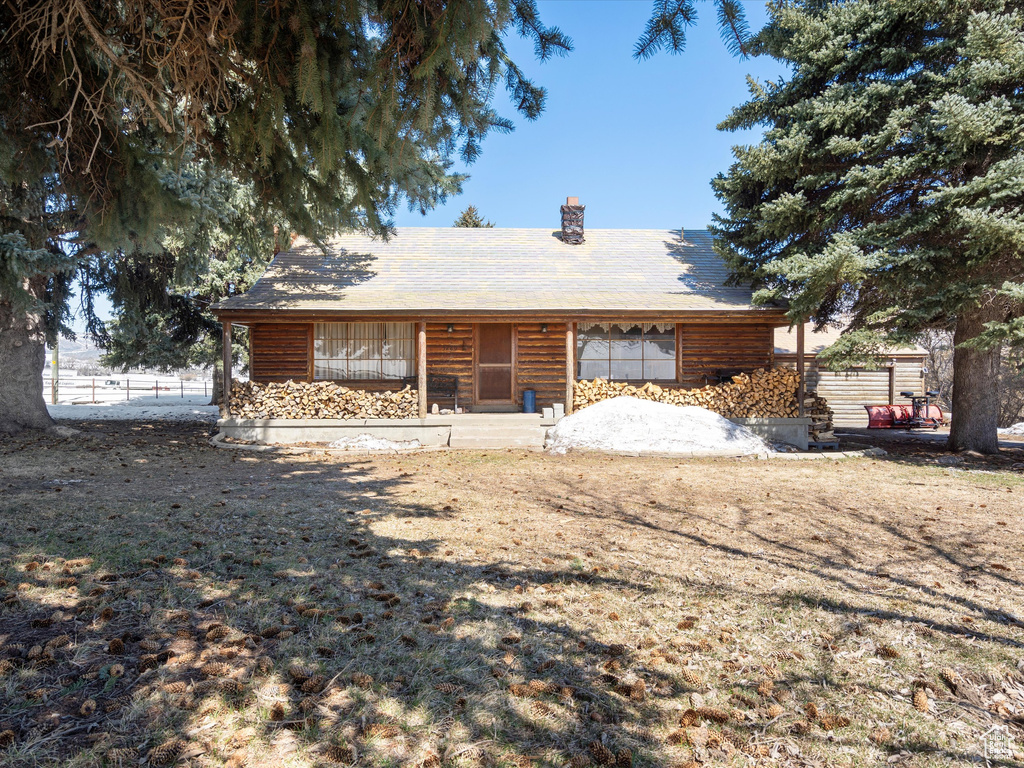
left=1, top=420, right=1023, bottom=768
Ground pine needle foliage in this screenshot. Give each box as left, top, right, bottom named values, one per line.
left=710, top=0, right=1024, bottom=451
left=0, top=1, right=571, bottom=430
left=1, top=0, right=573, bottom=239
left=453, top=205, right=495, bottom=227
left=635, top=0, right=750, bottom=60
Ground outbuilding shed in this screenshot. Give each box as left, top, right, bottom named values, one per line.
left=775, top=324, right=928, bottom=427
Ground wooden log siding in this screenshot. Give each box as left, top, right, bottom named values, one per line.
left=516, top=323, right=568, bottom=411
left=250, top=323, right=311, bottom=382
left=244, top=319, right=782, bottom=408
left=425, top=322, right=474, bottom=409
left=799, top=359, right=925, bottom=427
left=678, top=323, right=774, bottom=386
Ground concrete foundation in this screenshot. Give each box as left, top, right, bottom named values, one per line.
left=217, top=414, right=811, bottom=451
left=217, top=413, right=554, bottom=448
left=729, top=417, right=811, bottom=450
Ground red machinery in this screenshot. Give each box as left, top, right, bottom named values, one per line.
left=865, top=391, right=943, bottom=429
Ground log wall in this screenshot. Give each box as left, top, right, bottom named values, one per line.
left=250, top=324, right=310, bottom=383
left=425, top=322, right=474, bottom=409
left=678, top=323, right=775, bottom=386
left=516, top=323, right=568, bottom=410
left=778, top=356, right=925, bottom=426
left=245, top=319, right=783, bottom=409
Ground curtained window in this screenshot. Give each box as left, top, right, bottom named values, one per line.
left=576, top=322, right=676, bottom=381
left=313, top=323, right=415, bottom=380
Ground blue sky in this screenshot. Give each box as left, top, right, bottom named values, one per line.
left=72, top=1, right=784, bottom=334
left=392, top=0, right=785, bottom=230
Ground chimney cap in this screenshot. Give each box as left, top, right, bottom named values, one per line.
left=566, top=196, right=580, bottom=206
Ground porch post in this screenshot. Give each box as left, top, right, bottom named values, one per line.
left=417, top=321, right=427, bottom=418
left=565, top=323, right=574, bottom=415
left=796, top=320, right=805, bottom=418
left=221, top=320, right=232, bottom=418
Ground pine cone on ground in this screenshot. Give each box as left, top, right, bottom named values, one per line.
left=877, top=645, right=900, bottom=659
left=588, top=741, right=615, bottom=766
left=913, top=689, right=929, bottom=712
left=301, top=674, right=325, bottom=694
left=696, top=707, right=729, bottom=724
left=819, top=714, right=851, bottom=730
left=147, top=738, right=186, bottom=766
left=680, top=669, right=702, bottom=687
left=352, top=672, right=373, bottom=689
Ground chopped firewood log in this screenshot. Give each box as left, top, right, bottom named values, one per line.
left=573, top=367, right=807, bottom=419
left=229, top=381, right=418, bottom=420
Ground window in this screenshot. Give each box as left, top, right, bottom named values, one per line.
left=313, top=322, right=414, bottom=380
left=576, top=322, right=676, bottom=381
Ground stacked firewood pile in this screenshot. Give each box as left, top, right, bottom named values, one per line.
left=574, top=367, right=801, bottom=418
left=805, top=392, right=836, bottom=443
left=229, top=380, right=418, bottom=419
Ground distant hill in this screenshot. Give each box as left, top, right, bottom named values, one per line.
left=46, top=338, right=102, bottom=367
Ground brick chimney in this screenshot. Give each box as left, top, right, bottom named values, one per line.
left=560, top=196, right=585, bottom=244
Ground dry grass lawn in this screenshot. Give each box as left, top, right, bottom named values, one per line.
left=1, top=421, right=1023, bottom=768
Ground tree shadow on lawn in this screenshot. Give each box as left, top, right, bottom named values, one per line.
left=2, top=421, right=1023, bottom=767
left=838, top=428, right=1024, bottom=471
left=0, top=430, right=690, bottom=767
left=550, top=470, right=1024, bottom=645
left=532, top=471, right=1024, bottom=755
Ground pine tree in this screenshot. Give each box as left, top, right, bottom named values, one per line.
left=453, top=205, right=495, bottom=227
left=712, top=0, right=1024, bottom=453
left=0, top=0, right=573, bottom=434
left=0, top=0, right=761, bottom=434
left=97, top=164, right=277, bottom=401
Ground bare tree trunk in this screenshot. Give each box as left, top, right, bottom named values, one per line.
left=948, top=299, right=1002, bottom=454
left=0, top=279, right=56, bottom=435
left=210, top=361, right=222, bottom=407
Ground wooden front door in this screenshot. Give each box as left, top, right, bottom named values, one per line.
left=475, top=323, right=514, bottom=403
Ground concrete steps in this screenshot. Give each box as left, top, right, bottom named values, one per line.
left=448, top=420, right=550, bottom=449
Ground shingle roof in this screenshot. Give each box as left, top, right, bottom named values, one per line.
left=216, top=227, right=772, bottom=314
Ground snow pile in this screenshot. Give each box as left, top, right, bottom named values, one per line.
left=999, top=422, right=1024, bottom=436
left=546, top=396, right=770, bottom=456
left=47, top=394, right=219, bottom=423
left=328, top=433, right=421, bottom=451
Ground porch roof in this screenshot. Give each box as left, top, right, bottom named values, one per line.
left=774, top=323, right=928, bottom=356
left=215, top=227, right=777, bottom=316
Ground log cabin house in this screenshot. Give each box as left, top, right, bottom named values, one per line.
left=213, top=199, right=800, bottom=420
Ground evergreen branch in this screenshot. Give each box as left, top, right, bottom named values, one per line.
left=512, top=0, right=573, bottom=61
left=634, top=0, right=697, bottom=60
left=716, top=0, right=750, bottom=58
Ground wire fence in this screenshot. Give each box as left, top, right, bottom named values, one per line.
left=42, top=377, right=215, bottom=405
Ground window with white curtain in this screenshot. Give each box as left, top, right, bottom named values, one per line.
left=313, top=323, right=415, bottom=380
left=576, top=322, right=676, bottom=381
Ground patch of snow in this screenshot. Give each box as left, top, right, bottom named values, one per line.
left=47, top=394, right=219, bottom=423
left=328, top=433, right=422, bottom=451
left=998, top=422, right=1024, bottom=436
left=545, top=396, right=770, bottom=456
